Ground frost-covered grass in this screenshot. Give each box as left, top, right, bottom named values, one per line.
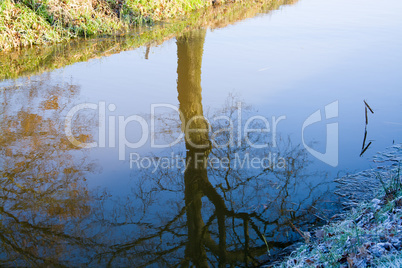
left=276, top=164, right=402, bottom=267
left=375, top=252, right=402, bottom=268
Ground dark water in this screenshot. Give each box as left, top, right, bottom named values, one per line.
left=0, top=0, right=401, bottom=266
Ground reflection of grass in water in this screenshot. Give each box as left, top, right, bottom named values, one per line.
left=0, top=0, right=297, bottom=80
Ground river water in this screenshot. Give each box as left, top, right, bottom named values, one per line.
left=0, top=0, right=401, bottom=266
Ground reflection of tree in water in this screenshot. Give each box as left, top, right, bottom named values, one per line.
left=0, top=76, right=99, bottom=266
left=0, top=29, right=336, bottom=266
left=94, top=30, right=336, bottom=267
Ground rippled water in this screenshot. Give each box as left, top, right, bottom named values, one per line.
left=0, top=0, right=401, bottom=266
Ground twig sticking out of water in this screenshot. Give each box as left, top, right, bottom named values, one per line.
left=365, top=106, right=368, bottom=125
left=364, top=100, right=374, bottom=114
left=360, top=141, right=372, bottom=157
left=361, top=100, right=374, bottom=157
left=362, top=127, right=368, bottom=151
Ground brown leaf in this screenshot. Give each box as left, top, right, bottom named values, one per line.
left=305, top=258, right=315, bottom=264
left=347, top=256, right=354, bottom=268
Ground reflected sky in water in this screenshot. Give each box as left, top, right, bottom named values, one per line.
left=57, top=0, right=402, bottom=180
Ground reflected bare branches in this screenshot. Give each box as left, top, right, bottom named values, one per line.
left=0, top=75, right=100, bottom=266
left=92, top=30, right=335, bottom=267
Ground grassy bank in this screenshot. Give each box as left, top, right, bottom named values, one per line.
left=0, top=0, right=245, bottom=51
left=274, top=161, right=402, bottom=268
left=0, top=0, right=297, bottom=80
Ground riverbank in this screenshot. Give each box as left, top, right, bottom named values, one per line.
left=0, top=0, right=296, bottom=80
left=272, top=150, right=402, bottom=267
left=0, top=0, right=256, bottom=51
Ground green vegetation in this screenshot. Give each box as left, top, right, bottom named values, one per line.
left=0, top=0, right=71, bottom=50
left=0, top=0, right=297, bottom=80
left=121, top=0, right=211, bottom=23
left=0, top=0, right=246, bottom=51
left=276, top=164, right=402, bottom=267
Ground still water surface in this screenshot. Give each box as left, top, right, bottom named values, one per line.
left=0, top=0, right=401, bottom=266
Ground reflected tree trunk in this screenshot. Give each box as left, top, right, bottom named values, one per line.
left=177, top=29, right=210, bottom=268
left=175, top=29, right=304, bottom=267
left=176, top=29, right=251, bottom=267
